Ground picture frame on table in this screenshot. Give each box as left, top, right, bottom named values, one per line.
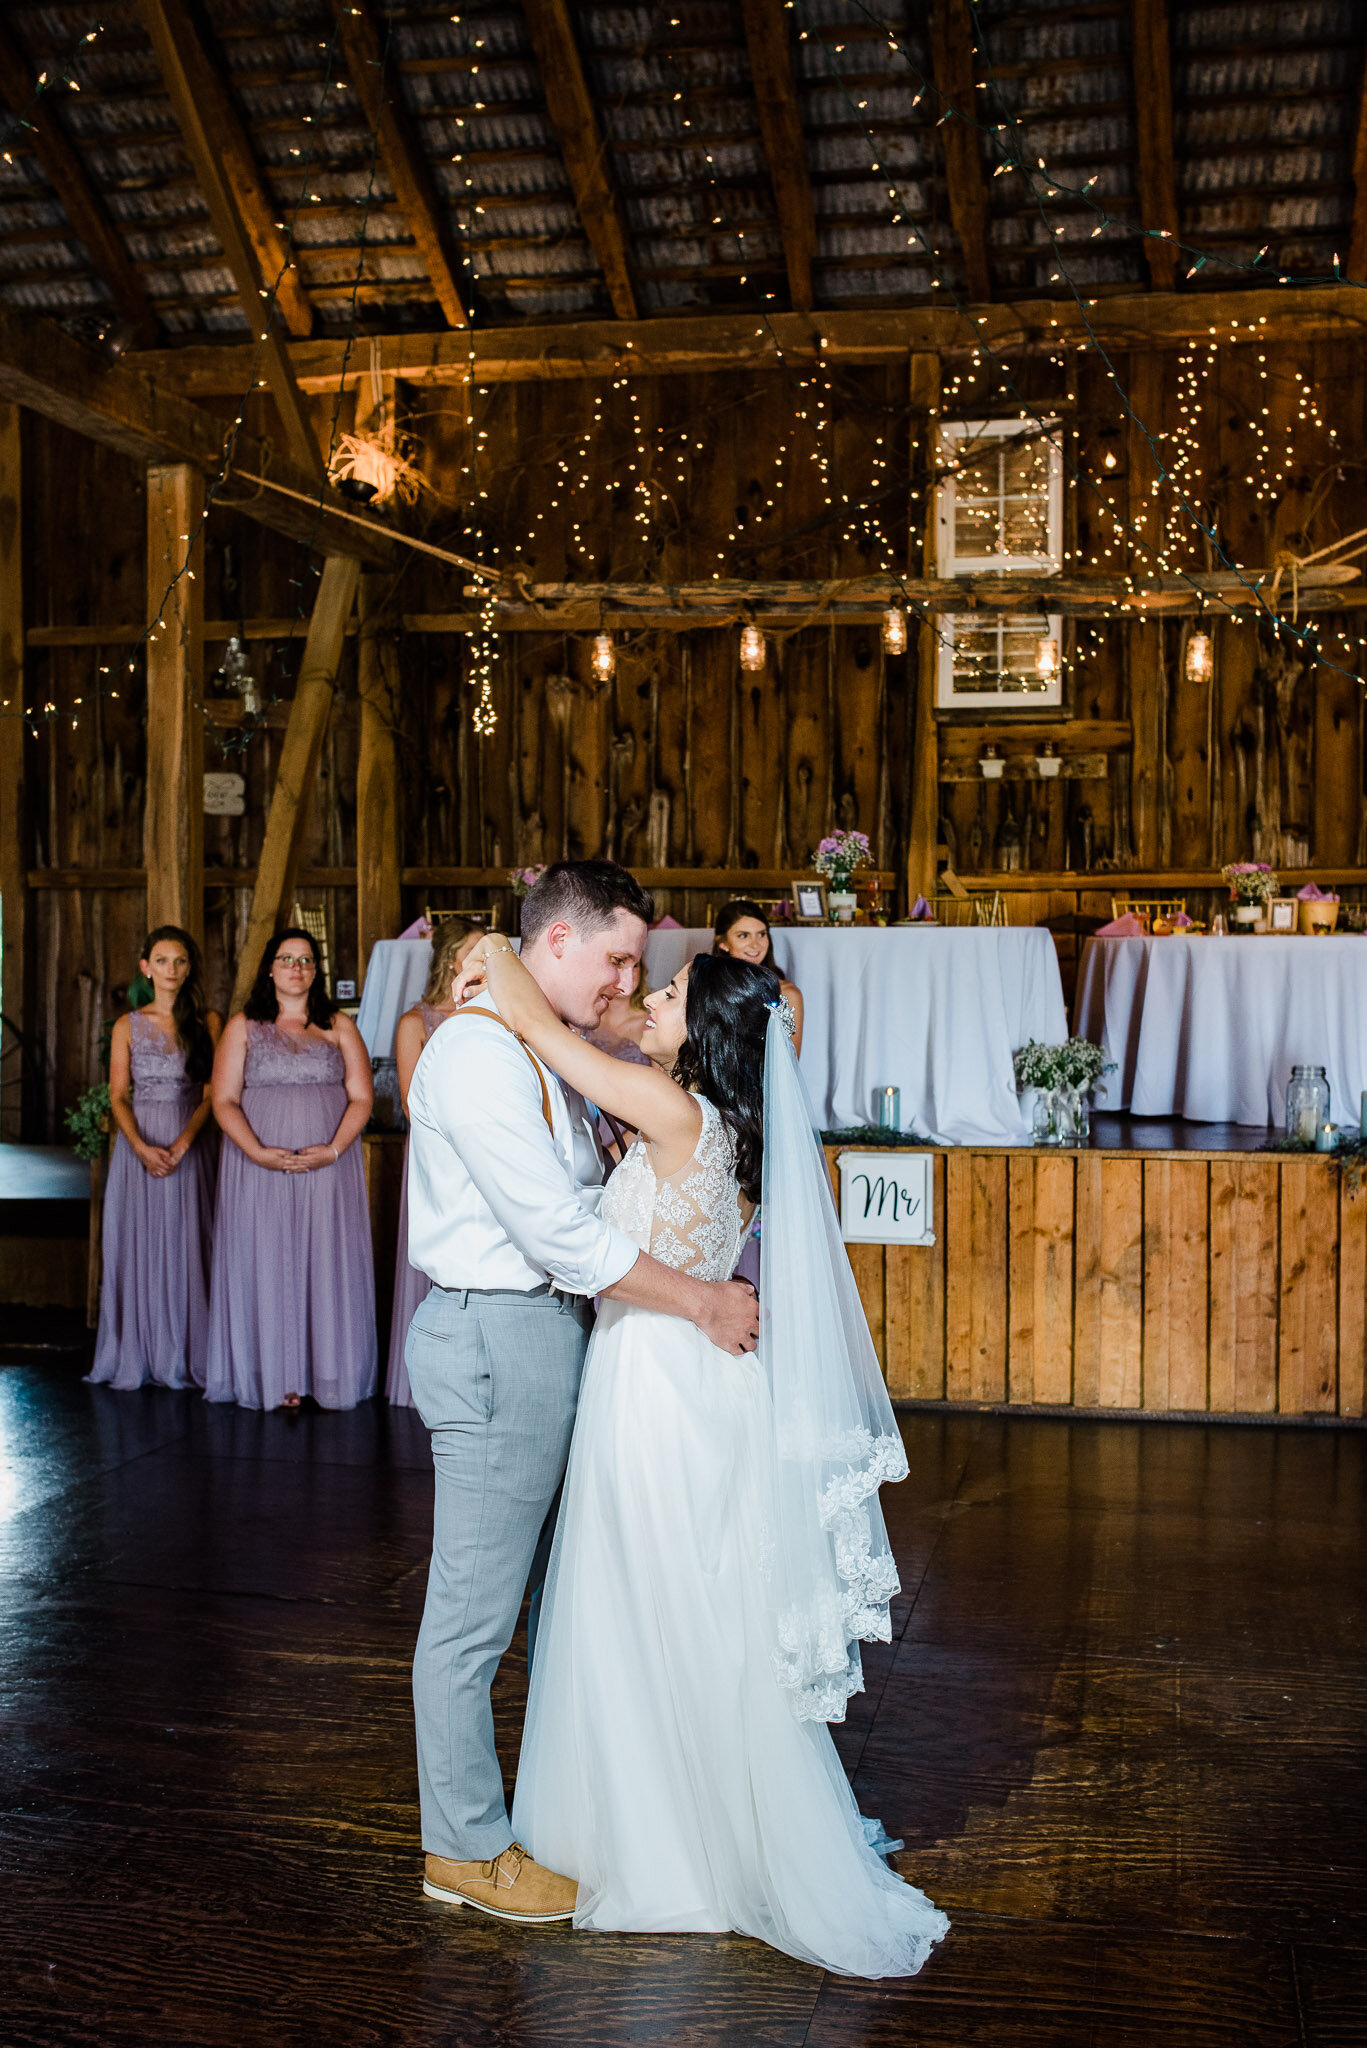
left=1269, top=899, right=1297, bottom=933
left=791, top=878, right=829, bottom=924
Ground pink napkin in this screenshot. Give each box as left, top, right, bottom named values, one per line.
left=908, top=895, right=934, bottom=921
left=1297, top=883, right=1339, bottom=902
left=651, top=914, right=682, bottom=930
left=396, top=915, right=432, bottom=940
left=1096, top=913, right=1146, bottom=936
left=1170, top=911, right=1195, bottom=927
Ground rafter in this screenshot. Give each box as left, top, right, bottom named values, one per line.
left=136, top=0, right=323, bottom=478
left=929, top=0, right=992, bottom=304
left=740, top=0, right=816, bottom=312
left=1130, top=0, right=1179, bottom=290
left=1349, top=45, right=1367, bottom=279
left=327, top=0, right=469, bottom=330
left=0, top=20, right=160, bottom=347
left=0, top=303, right=391, bottom=565
left=520, top=0, right=638, bottom=320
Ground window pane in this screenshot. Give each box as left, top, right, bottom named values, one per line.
left=1003, top=500, right=1050, bottom=554
left=955, top=500, right=999, bottom=551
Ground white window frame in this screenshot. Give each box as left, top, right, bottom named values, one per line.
left=936, top=417, right=1064, bottom=574
left=936, top=612, right=1064, bottom=710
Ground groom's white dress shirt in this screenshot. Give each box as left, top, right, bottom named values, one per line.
left=405, top=992, right=639, bottom=1297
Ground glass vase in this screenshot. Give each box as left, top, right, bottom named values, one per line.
left=1032, top=1085, right=1090, bottom=1147
left=1286, top=1064, right=1330, bottom=1145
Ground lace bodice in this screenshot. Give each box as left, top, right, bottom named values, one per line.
left=128, top=1009, right=201, bottom=1101
left=243, top=1020, right=345, bottom=1088
left=601, top=1094, right=749, bottom=1281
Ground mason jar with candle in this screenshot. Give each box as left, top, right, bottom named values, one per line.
left=1286, top=1065, right=1330, bottom=1145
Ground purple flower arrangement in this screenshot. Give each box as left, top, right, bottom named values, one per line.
left=811, top=830, right=872, bottom=889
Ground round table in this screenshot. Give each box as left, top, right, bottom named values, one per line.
left=1074, top=932, right=1367, bottom=1126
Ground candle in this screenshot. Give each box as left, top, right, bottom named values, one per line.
left=1316, top=1123, right=1338, bottom=1153
left=1297, top=1107, right=1319, bottom=1143
left=1360, top=1091, right=1367, bottom=1141
left=877, top=1085, right=901, bottom=1132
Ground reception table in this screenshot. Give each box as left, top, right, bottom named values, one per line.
left=1075, top=932, right=1367, bottom=1125
left=357, top=925, right=1068, bottom=1146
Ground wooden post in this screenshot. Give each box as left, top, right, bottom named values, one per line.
left=1127, top=351, right=1166, bottom=866
left=144, top=463, right=205, bottom=943
left=906, top=350, right=941, bottom=905
left=0, top=402, right=23, bottom=1138
left=230, top=555, right=361, bottom=1013
left=357, top=573, right=402, bottom=981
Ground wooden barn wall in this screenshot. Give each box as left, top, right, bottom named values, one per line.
left=12, top=341, right=1367, bottom=1137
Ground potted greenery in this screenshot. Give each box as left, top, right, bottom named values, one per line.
left=812, top=830, right=872, bottom=922
left=1013, top=1037, right=1114, bottom=1146
left=1221, top=861, right=1278, bottom=930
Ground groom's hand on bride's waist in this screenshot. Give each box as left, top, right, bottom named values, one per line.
left=602, top=1257, right=759, bottom=1354
left=693, top=1276, right=760, bottom=1356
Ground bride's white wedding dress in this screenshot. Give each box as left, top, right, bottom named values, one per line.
left=512, top=1096, right=948, bottom=1978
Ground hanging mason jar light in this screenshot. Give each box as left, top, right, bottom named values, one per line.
left=739, top=622, right=766, bottom=671
left=881, top=605, right=908, bottom=655
left=591, top=630, right=616, bottom=682
left=1034, top=633, right=1060, bottom=682
left=1185, top=630, right=1213, bottom=683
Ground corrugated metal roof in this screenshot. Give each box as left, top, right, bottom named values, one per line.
left=0, top=0, right=1357, bottom=342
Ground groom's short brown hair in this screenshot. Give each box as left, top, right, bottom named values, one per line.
left=519, top=861, right=655, bottom=949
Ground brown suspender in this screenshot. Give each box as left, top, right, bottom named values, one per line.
left=451, top=1005, right=555, bottom=1136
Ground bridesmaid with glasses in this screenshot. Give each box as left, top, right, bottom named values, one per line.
left=88, top=926, right=221, bottom=1391
left=205, top=927, right=377, bottom=1411
left=385, top=918, right=480, bottom=1406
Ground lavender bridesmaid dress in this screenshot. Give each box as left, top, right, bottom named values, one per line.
left=384, top=1001, right=447, bottom=1407
left=88, top=1010, right=216, bottom=1390
left=204, top=1022, right=377, bottom=1410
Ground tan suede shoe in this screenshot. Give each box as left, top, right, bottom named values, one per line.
left=422, top=1843, right=577, bottom=1924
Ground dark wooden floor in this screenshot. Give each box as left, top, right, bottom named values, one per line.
left=1, top=1363, right=1364, bottom=2048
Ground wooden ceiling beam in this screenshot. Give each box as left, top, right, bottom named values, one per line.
left=0, top=302, right=391, bottom=565
left=740, top=0, right=816, bottom=312
left=519, top=0, right=638, bottom=319
left=929, top=0, right=992, bottom=304
left=131, top=283, right=1367, bottom=393
left=0, top=21, right=160, bottom=347
left=326, top=0, right=469, bottom=330
left=1349, top=45, right=1367, bottom=279
left=136, top=0, right=323, bottom=478
left=1130, top=0, right=1180, bottom=290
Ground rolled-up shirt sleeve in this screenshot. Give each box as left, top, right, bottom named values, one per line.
left=411, top=1021, right=638, bottom=1296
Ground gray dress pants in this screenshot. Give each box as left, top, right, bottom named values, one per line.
left=405, top=1282, right=592, bottom=1862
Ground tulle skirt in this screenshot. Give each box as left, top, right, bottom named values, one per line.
left=384, top=1146, right=429, bottom=1406
left=512, top=1298, right=949, bottom=1978
left=88, top=1089, right=216, bottom=1391
left=203, top=1080, right=377, bottom=1411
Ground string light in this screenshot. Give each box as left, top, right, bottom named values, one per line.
left=882, top=607, right=908, bottom=656
left=1185, top=631, right=1214, bottom=684
left=739, top=623, right=766, bottom=672
left=591, top=631, right=616, bottom=682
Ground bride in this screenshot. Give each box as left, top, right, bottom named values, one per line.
left=449, top=937, right=948, bottom=1979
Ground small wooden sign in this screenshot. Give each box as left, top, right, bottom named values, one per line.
left=203, top=771, right=245, bottom=816
left=838, top=1150, right=936, bottom=1246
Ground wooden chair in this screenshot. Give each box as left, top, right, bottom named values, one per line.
left=934, top=890, right=1006, bottom=928
left=424, top=904, right=501, bottom=932
left=1110, top=896, right=1185, bottom=933
left=288, top=902, right=330, bottom=986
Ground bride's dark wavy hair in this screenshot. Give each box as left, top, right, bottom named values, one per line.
left=673, top=952, right=780, bottom=1205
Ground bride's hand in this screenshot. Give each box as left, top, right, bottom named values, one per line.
left=448, top=935, right=500, bottom=1008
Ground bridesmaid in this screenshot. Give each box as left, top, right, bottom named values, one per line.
left=205, top=927, right=376, bottom=1411
left=714, top=898, right=804, bottom=1054
left=88, top=927, right=221, bottom=1391
left=385, top=918, right=478, bottom=1406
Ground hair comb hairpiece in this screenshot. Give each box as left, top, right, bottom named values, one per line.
left=767, top=995, right=797, bottom=1040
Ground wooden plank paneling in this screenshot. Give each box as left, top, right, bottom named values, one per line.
left=1208, top=1159, right=1238, bottom=1414
left=884, top=1154, right=945, bottom=1400
left=1279, top=1159, right=1340, bottom=1415
left=1073, top=1152, right=1103, bottom=1406
left=0, top=403, right=23, bottom=1139
left=1098, top=1158, right=1144, bottom=1408
left=1142, top=1157, right=1209, bottom=1411
left=947, top=1152, right=1008, bottom=1403
left=1236, top=1160, right=1280, bottom=1413
left=846, top=1242, right=886, bottom=1375
left=1009, top=1154, right=1074, bottom=1404
left=1338, top=1182, right=1367, bottom=1418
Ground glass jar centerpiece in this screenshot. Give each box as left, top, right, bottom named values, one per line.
left=1221, top=861, right=1278, bottom=931
left=812, top=829, right=872, bottom=923
left=1014, top=1037, right=1115, bottom=1147
left=1286, top=1065, right=1330, bottom=1145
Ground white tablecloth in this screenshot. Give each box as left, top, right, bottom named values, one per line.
left=1074, top=933, right=1367, bottom=1125
left=356, top=939, right=433, bottom=1058
left=359, top=925, right=1068, bottom=1145
left=771, top=927, right=1066, bottom=1144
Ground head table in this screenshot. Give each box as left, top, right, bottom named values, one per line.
left=358, top=925, right=1067, bottom=1147
left=1074, top=932, right=1367, bottom=1127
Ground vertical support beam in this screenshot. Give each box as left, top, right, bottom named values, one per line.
left=929, top=0, right=992, bottom=304
left=906, top=350, right=941, bottom=904
left=1126, top=351, right=1165, bottom=865
left=0, top=403, right=24, bottom=1138
left=357, top=574, right=402, bottom=981
left=144, top=463, right=204, bottom=944
left=740, top=0, right=816, bottom=311
left=1350, top=50, right=1367, bottom=279
left=230, top=555, right=360, bottom=1013
left=1130, top=0, right=1179, bottom=291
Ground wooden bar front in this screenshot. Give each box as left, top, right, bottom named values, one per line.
left=827, top=1145, right=1366, bottom=1421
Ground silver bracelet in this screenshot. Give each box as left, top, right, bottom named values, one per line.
left=331, top=1143, right=339, bottom=1163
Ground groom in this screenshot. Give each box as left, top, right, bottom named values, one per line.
left=404, top=861, right=760, bottom=1925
